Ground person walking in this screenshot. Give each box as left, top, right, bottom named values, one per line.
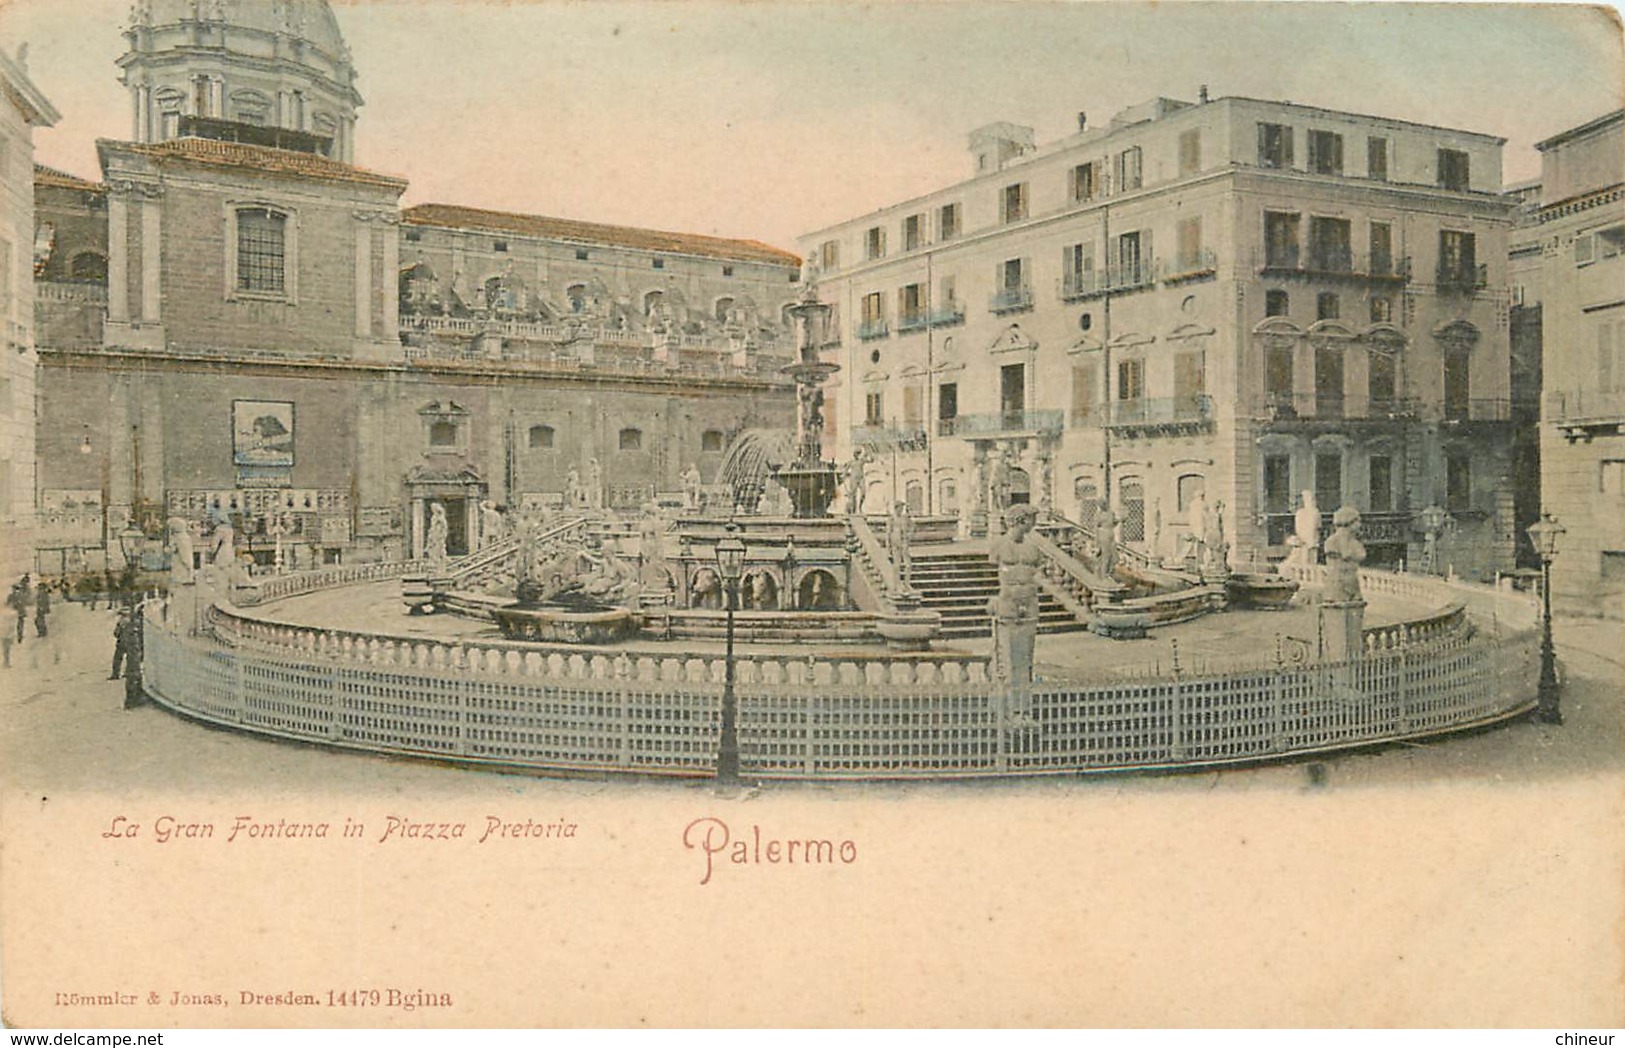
left=7, top=575, right=32, bottom=644
left=110, top=605, right=133, bottom=680
left=33, top=579, right=51, bottom=639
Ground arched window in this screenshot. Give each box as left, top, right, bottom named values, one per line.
left=618, top=427, right=643, bottom=451
left=528, top=424, right=555, bottom=449
left=700, top=429, right=724, bottom=453
left=567, top=284, right=587, bottom=313
left=69, top=252, right=107, bottom=283
left=1176, top=474, right=1206, bottom=514
left=714, top=296, right=735, bottom=323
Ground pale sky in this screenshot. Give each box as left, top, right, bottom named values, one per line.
left=2, top=0, right=1621, bottom=250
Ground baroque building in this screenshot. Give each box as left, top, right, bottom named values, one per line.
left=1520, top=109, right=1625, bottom=615
left=0, top=43, right=58, bottom=585
left=31, top=0, right=799, bottom=573
left=801, top=93, right=1518, bottom=577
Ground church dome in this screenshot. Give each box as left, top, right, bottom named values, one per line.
left=134, top=1, right=349, bottom=60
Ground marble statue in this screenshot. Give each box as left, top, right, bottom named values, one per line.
left=1203, top=499, right=1229, bottom=575
left=587, top=458, right=604, bottom=510
left=166, top=517, right=195, bottom=586
left=845, top=449, right=867, bottom=515
left=565, top=466, right=584, bottom=510
left=886, top=501, right=914, bottom=580
left=681, top=465, right=702, bottom=512
left=1095, top=504, right=1118, bottom=577
left=1185, top=491, right=1208, bottom=568
left=425, top=502, right=449, bottom=564
left=209, top=521, right=235, bottom=568
left=480, top=501, right=505, bottom=549
left=1323, top=504, right=1367, bottom=602
left=1294, top=490, right=1322, bottom=563
left=989, top=504, right=1043, bottom=726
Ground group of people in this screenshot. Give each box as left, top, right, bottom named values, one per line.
left=7, top=570, right=146, bottom=703
left=6, top=575, right=52, bottom=643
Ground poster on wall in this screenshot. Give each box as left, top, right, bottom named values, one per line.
left=231, top=399, right=295, bottom=468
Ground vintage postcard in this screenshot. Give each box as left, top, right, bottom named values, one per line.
left=1, top=0, right=1623, bottom=1031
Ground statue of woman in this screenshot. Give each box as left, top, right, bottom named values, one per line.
left=1294, top=490, right=1322, bottom=563
left=1323, top=505, right=1367, bottom=602
left=167, top=517, right=195, bottom=585
left=425, top=502, right=449, bottom=564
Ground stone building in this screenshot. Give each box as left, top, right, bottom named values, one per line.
left=0, top=43, right=58, bottom=585
left=1523, top=109, right=1625, bottom=615
left=801, top=93, right=1519, bottom=578
left=31, top=0, right=798, bottom=572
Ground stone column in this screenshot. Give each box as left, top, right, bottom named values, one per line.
left=140, top=194, right=162, bottom=322
left=106, top=190, right=130, bottom=323
left=381, top=218, right=400, bottom=338
left=354, top=220, right=372, bottom=339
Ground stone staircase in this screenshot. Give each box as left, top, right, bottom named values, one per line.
left=906, top=549, right=1083, bottom=640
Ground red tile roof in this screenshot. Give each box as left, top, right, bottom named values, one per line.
left=402, top=203, right=800, bottom=268
left=34, top=163, right=103, bottom=192
left=107, top=137, right=409, bottom=191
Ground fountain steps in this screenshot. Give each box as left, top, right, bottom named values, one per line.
left=907, top=551, right=1082, bottom=639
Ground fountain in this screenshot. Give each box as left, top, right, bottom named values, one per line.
left=770, top=280, right=842, bottom=518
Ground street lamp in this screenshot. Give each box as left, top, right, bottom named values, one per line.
left=714, top=523, right=747, bottom=785
left=1527, top=512, right=1565, bottom=724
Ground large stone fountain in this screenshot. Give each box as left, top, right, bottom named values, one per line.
left=770, top=280, right=842, bottom=518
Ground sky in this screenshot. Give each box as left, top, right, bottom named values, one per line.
left=2, top=0, right=1621, bottom=250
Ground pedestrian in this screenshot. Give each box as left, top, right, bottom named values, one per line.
left=6, top=575, right=32, bottom=644
left=110, top=605, right=132, bottom=680
left=122, top=605, right=146, bottom=709
left=33, top=579, right=51, bottom=638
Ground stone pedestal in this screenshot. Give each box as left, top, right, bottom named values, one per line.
left=1319, top=599, right=1366, bottom=662
left=992, top=613, right=1037, bottom=723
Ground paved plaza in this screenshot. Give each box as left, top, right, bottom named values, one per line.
left=3, top=593, right=1621, bottom=797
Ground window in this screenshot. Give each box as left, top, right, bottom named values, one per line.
left=1001, top=182, right=1028, bottom=223
left=1116, top=230, right=1148, bottom=284
left=1437, top=148, right=1471, bottom=191
left=1316, top=292, right=1341, bottom=321
left=1368, top=137, right=1388, bottom=181
left=1001, top=258, right=1026, bottom=292
left=1438, top=230, right=1478, bottom=287
left=1308, top=217, right=1352, bottom=272
left=618, top=428, right=643, bottom=452
left=652, top=258, right=664, bottom=269
left=493, top=239, right=508, bottom=253
left=1265, top=211, right=1300, bottom=268
left=1177, top=474, right=1206, bottom=514
left=1370, top=296, right=1393, bottom=323
left=903, top=214, right=924, bottom=251
left=938, top=382, right=958, bottom=426
left=1175, top=216, right=1204, bottom=272
left=818, top=240, right=840, bottom=271
left=429, top=420, right=458, bottom=448
left=865, top=226, right=886, bottom=261
left=1315, top=452, right=1343, bottom=512
left=1258, top=122, right=1293, bottom=169
left=860, top=291, right=885, bottom=337
left=701, top=429, right=725, bottom=453
left=1315, top=343, right=1344, bottom=414
left=1601, top=459, right=1625, bottom=495
left=1070, top=365, right=1097, bottom=425
left=1001, top=363, right=1027, bottom=418
left=865, top=390, right=884, bottom=427
left=575, top=249, right=589, bottom=261
left=1263, top=455, right=1292, bottom=514
left=1597, top=320, right=1621, bottom=392
left=1444, top=347, right=1471, bottom=420
left=1174, top=351, right=1205, bottom=414
left=1369, top=222, right=1393, bottom=276
left=899, top=283, right=925, bottom=325
left=938, top=202, right=961, bottom=240
left=1265, top=344, right=1294, bottom=399
left=1369, top=350, right=1396, bottom=405
left=235, top=207, right=287, bottom=294
left=1361, top=455, right=1392, bottom=514
left=1117, top=358, right=1144, bottom=402
left=1600, top=226, right=1625, bottom=258
left=1063, top=242, right=1095, bottom=295
left=1114, top=147, right=1142, bottom=191
left=1070, top=161, right=1098, bottom=202
left=528, top=424, right=555, bottom=449
left=902, top=385, right=923, bottom=427
left=1265, top=289, right=1290, bottom=317
left=1446, top=451, right=1472, bottom=511
left=1307, top=130, right=1344, bottom=175
left=1178, top=130, right=1201, bottom=176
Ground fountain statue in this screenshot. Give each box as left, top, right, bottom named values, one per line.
left=425, top=502, right=449, bottom=565
left=990, top=504, right=1042, bottom=728
left=770, top=280, right=843, bottom=517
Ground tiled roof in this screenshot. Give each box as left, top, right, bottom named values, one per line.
left=402, top=203, right=801, bottom=267
left=108, top=137, right=408, bottom=191
left=34, top=163, right=103, bottom=192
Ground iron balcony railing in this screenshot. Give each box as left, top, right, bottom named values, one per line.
left=1256, top=393, right=1421, bottom=421
left=1545, top=389, right=1625, bottom=424
left=1158, top=249, right=1219, bottom=283
left=1435, top=262, right=1489, bottom=293
left=988, top=286, right=1035, bottom=314
left=856, top=319, right=890, bottom=341
left=850, top=423, right=928, bottom=451
left=1256, top=249, right=1412, bottom=282
left=952, top=409, right=1065, bottom=437
left=1105, top=395, right=1214, bottom=427
left=897, top=311, right=929, bottom=334
left=1441, top=397, right=1512, bottom=423
left=928, top=302, right=966, bottom=327
left=1058, top=259, right=1157, bottom=301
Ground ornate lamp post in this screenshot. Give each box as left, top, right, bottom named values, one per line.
left=1527, top=512, right=1564, bottom=724
left=714, top=524, right=747, bottom=783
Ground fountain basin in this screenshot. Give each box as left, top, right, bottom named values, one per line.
left=1225, top=573, right=1301, bottom=610
left=492, top=602, right=639, bottom=644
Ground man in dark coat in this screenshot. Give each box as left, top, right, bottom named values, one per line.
left=122, top=605, right=145, bottom=709
left=33, top=580, right=51, bottom=638
left=110, top=606, right=133, bottom=680
left=6, top=576, right=32, bottom=643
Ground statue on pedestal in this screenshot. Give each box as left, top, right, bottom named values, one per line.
left=1202, top=499, right=1229, bottom=575
left=886, top=500, right=914, bottom=580
left=425, top=502, right=450, bottom=565
left=166, top=517, right=195, bottom=587
left=587, top=458, right=604, bottom=510
left=480, top=501, right=505, bottom=549
left=844, top=449, right=867, bottom=515
left=989, top=504, right=1043, bottom=728
left=1294, top=490, right=1322, bottom=564
left=565, top=467, right=584, bottom=510
left=1095, top=504, right=1118, bottom=577
left=680, top=464, right=702, bottom=512
left=1323, top=505, right=1366, bottom=602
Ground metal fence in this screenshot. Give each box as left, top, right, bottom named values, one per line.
left=141, top=567, right=1541, bottom=780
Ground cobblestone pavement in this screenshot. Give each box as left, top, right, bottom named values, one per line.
left=1, top=596, right=1620, bottom=798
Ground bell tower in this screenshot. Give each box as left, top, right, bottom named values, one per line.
left=118, top=0, right=362, bottom=160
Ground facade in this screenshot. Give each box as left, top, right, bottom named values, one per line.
left=31, top=1, right=799, bottom=574
left=801, top=94, right=1519, bottom=578
left=0, top=45, right=59, bottom=585
left=1526, top=110, right=1625, bottom=614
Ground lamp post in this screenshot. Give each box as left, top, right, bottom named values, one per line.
left=1527, top=512, right=1564, bottom=724
left=714, top=524, right=747, bottom=784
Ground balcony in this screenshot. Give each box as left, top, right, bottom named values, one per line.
left=1254, top=392, right=1420, bottom=426
left=952, top=409, right=1064, bottom=438
left=1159, top=249, right=1219, bottom=285
left=1440, top=398, right=1512, bottom=425
left=897, top=311, right=929, bottom=334
left=1256, top=249, right=1412, bottom=284
left=1434, top=262, right=1489, bottom=294
left=988, top=286, right=1035, bottom=315
left=928, top=302, right=965, bottom=327
left=851, top=423, right=927, bottom=452
left=1058, top=259, right=1157, bottom=302
left=856, top=319, right=890, bottom=341
left=1547, top=390, right=1625, bottom=441
left=1104, top=395, right=1215, bottom=437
